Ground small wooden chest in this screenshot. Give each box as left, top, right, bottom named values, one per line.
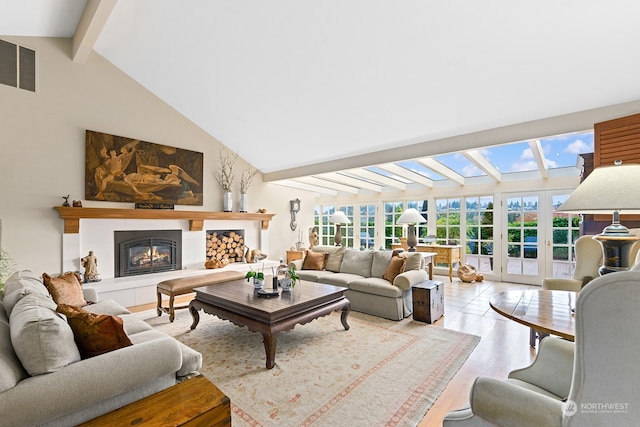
left=412, top=280, right=444, bottom=323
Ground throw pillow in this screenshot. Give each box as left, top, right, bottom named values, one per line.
left=383, top=255, right=406, bottom=283
left=56, top=305, right=132, bottom=359
left=43, top=272, right=87, bottom=307
left=313, top=246, right=345, bottom=272
left=301, top=250, right=328, bottom=271
left=9, top=293, right=81, bottom=375
left=401, top=252, right=422, bottom=271
left=2, top=270, right=50, bottom=317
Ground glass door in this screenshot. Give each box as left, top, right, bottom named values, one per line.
left=502, top=193, right=545, bottom=285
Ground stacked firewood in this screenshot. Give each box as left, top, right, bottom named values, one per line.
left=206, top=231, right=245, bottom=264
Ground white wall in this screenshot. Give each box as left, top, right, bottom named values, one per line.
left=0, top=37, right=316, bottom=275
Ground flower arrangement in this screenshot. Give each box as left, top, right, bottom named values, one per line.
left=245, top=263, right=265, bottom=282
left=213, top=146, right=238, bottom=192
left=286, top=264, right=300, bottom=288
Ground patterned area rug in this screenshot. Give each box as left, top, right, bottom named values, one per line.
left=141, top=308, right=479, bottom=427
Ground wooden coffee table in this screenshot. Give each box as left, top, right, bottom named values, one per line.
left=189, top=279, right=351, bottom=369
left=490, top=289, right=576, bottom=347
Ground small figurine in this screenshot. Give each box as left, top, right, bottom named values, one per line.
left=81, top=251, right=101, bottom=282
left=62, top=195, right=70, bottom=207
left=309, top=226, right=319, bottom=248
left=72, top=200, right=83, bottom=207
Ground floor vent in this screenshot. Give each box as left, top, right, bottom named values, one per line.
left=0, top=39, right=36, bottom=92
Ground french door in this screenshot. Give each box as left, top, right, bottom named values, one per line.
left=500, top=190, right=579, bottom=285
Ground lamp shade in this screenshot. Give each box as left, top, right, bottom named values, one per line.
left=397, top=208, right=427, bottom=225
left=329, top=211, right=351, bottom=224
left=557, top=164, right=640, bottom=214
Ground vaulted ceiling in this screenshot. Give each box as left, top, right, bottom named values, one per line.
left=3, top=0, right=640, bottom=195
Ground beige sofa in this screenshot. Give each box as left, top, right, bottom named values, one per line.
left=0, top=270, right=202, bottom=427
left=289, top=246, right=427, bottom=320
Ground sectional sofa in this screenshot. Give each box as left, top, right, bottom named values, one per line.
left=0, top=270, right=202, bottom=427
left=289, top=246, right=427, bottom=320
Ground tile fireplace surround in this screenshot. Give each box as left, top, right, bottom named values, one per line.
left=55, top=207, right=276, bottom=308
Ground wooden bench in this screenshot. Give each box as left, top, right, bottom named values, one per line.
left=157, top=270, right=246, bottom=322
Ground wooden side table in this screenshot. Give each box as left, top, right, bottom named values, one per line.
left=78, top=375, right=230, bottom=426
left=392, top=244, right=462, bottom=281
left=412, top=280, right=444, bottom=323
left=286, top=250, right=305, bottom=263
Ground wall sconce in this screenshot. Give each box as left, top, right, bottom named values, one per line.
left=329, top=211, right=350, bottom=246
left=397, top=208, right=427, bottom=252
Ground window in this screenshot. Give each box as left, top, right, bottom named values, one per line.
left=465, top=196, right=494, bottom=272
left=551, top=194, right=581, bottom=278
left=337, top=206, right=355, bottom=248
left=316, top=205, right=335, bottom=245
left=436, top=198, right=461, bottom=245
left=384, top=200, right=428, bottom=249
left=359, top=204, right=376, bottom=249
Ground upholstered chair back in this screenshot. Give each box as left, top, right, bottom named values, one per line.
left=565, top=270, right=640, bottom=426
left=571, top=235, right=602, bottom=282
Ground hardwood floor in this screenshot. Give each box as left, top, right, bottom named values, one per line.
left=136, top=276, right=541, bottom=427
left=417, top=276, right=539, bottom=427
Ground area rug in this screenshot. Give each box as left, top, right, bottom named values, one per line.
left=140, top=309, right=480, bottom=427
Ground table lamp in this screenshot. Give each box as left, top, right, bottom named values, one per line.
left=557, top=162, right=640, bottom=274
left=329, top=211, right=351, bottom=246
left=397, top=208, right=427, bottom=252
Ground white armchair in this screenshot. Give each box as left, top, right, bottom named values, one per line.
left=443, top=270, right=640, bottom=426
left=541, top=235, right=602, bottom=292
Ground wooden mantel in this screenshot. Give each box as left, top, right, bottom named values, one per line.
left=53, top=206, right=275, bottom=234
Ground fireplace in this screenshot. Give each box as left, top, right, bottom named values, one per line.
left=114, top=230, right=182, bottom=278
left=206, top=229, right=245, bottom=264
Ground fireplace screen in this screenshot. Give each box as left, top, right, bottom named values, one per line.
left=115, top=230, right=182, bottom=277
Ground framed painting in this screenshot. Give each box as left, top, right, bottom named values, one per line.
left=85, top=130, right=204, bottom=206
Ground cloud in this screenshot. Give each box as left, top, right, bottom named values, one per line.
left=521, top=148, right=534, bottom=159
left=508, top=160, right=538, bottom=172
left=563, top=139, right=593, bottom=154
left=462, top=164, right=483, bottom=176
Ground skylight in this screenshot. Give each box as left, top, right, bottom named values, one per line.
left=433, top=153, right=486, bottom=177
left=538, top=131, right=594, bottom=169
left=395, top=161, right=447, bottom=181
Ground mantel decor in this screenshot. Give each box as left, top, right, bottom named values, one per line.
left=53, top=207, right=275, bottom=234
left=85, top=130, right=203, bottom=206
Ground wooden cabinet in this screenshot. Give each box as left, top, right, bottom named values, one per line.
left=412, top=280, right=444, bottom=323
left=78, top=375, right=230, bottom=426
left=286, top=250, right=305, bottom=264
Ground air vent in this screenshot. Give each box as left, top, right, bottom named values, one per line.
left=0, top=39, right=36, bottom=92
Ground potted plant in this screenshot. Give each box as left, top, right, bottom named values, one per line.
left=281, top=265, right=300, bottom=290
left=245, top=265, right=265, bottom=288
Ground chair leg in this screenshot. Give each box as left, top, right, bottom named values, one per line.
left=157, top=292, right=163, bottom=317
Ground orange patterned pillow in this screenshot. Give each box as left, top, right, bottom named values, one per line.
left=43, top=272, right=87, bottom=307
left=301, top=250, right=328, bottom=271
left=56, top=304, right=132, bottom=359
left=382, top=255, right=406, bottom=283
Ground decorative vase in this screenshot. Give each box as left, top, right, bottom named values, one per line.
left=223, top=191, right=233, bottom=212
left=239, top=193, right=248, bottom=213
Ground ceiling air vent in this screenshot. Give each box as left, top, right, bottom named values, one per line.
left=0, top=39, right=36, bottom=92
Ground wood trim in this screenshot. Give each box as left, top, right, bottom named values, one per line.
left=53, top=206, right=275, bottom=234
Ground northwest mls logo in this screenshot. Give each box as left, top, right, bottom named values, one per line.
left=563, top=400, right=629, bottom=416
left=563, top=400, right=578, bottom=416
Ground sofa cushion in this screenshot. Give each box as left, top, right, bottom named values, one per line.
left=43, top=271, right=88, bottom=307
left=348, top=278, right=403, bottom=298
left=83, top=299, right=132, bottom=317
left=340, top=249, right=374, bottom=277
left=296, top=270, right=336, bottom=282
left=383, top=255, right=406, bottom=283
left=119, top=314, right=155, bottom=335
left=400, top=252, right=423, bottom=271
left=0, top=302, right=28, bottom=392
left=128, top=329, right=203, bottom=377
left=2, top=270, right=50, bottom=316
left=301, top=250, right=328, bottom=271
left=57, top=304, right=133, bottom=359
left=371, top=251, right=393, bottom=277
left=321, top=273, right=363, bottom=288
left=10, top=293, right=81, bottom=375
left=313, top=246, right=345, bottom=272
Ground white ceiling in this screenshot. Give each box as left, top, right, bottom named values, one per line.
left=3, top=0, right=640, bottom=194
